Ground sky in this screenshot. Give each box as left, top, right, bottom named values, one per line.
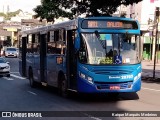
left=0, top=0, right=41, bottom=13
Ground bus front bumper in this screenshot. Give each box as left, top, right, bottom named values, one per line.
left=77, top=77, right=141, bottom=93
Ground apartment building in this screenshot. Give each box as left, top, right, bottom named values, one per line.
left=118, top=0, right=160, bottom=61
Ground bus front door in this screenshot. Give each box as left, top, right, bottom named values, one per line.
left=40, top=34, right=47, bottom=84
left=66, top=30, right=77, bottom=90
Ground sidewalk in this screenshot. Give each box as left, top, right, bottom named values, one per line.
left=142, top=60, right=160, bottom=79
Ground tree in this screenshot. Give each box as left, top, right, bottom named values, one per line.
left=34, top=0, right=143, bottom=22
left=62, top=0, right=143, bottom=17
left=33, top=0, right=73, bottom=22
left=0, top=12, right=6, bottom=17
left=0, top=9, right=22, bottom=20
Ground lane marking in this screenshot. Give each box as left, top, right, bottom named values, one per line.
left=11, top=74, right=26, bottom=80
left=3, top=77, right=14, bottom=80
left=27, top=91, right=37, bottom=95
left=142, top=87, right=160, bottom=92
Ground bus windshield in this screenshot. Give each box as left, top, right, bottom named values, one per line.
left=79, top=33, right=141, bottom=65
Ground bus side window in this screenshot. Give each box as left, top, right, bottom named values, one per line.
left=59, top=29, right=66, bottom=55
left=32, top=34, right=35, bottom=53
left=33, top=34, right=40, bottom=54
left=53, top=30, right=60, bottom=54
left=47, top=30, right=56, bottom=54
left=27, top=34, right=32, bottom=54
left=49, top=29, right=66, bottom=55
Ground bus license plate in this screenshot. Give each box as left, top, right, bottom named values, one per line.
left=110, top=86, right=120, bottom=90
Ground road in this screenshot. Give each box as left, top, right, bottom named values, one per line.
left=0, top=58, right=159, bottom=120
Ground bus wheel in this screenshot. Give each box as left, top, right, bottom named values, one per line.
left=60, top=76, right=68, bottom=97
left=29, top=69, right=36, bottom=88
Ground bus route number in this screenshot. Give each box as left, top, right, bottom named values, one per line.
left=88, top=21, right=98, bottom=27
left=121, top=75, right=133, bottom=79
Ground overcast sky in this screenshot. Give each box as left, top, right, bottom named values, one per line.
left=0, top=0, right=41, bottom=13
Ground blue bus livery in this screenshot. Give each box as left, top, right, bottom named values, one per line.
left=19, top=17, right=143, bottom=96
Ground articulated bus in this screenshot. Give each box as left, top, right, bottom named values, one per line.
left=19, top=17, right=143, bottom=96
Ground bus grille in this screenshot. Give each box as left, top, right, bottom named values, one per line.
left=95, top=81, right=133, bottom=90
left=93, top=70, right=133, bottom=75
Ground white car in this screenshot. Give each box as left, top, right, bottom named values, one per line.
left=5, top=47, right=18, bottom=58
left=0, top=57, right=10, bottom=77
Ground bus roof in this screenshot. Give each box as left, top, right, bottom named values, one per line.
left=20, top=17, right=140, bottom=35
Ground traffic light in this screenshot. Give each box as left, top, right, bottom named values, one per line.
left=155, top=7, right=159, bottom=17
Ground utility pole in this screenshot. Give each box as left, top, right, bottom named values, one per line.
left=148, top=18, right=153, bottom=61
left=153, top=7, right=159, bottom=79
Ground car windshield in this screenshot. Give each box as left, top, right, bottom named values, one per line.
left=0, top=58, right=6, bottom=63
left=6, top=48, right=16, bottom=51
left=79, top=33, right=141, bottom=65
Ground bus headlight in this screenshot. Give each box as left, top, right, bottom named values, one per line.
left=79, top=72, right=86, bottom=79
left=79, top=72, right=93, bottom=84
left=138, top=73, right=141, bottom=78
left=134, top=73, right=141, bottom=82
left=87, top=76, right=93, bottom=84
left=134, top=76, right=138, bottom=81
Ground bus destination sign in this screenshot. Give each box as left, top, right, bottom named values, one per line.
left=82, top=20, right=138, bottom=29
left=107, top=21, right=123, bottom=28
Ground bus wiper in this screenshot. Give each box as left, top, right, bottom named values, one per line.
left=94, top=30, right=106, bottom=49
left=95, top=30, right=100, bottom=39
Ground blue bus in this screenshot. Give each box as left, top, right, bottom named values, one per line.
left=19, top=17, right=143, bottom=96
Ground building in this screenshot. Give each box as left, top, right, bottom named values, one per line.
left=0, top=29, right=12, bottom=46
left=139, top=0, right=160, bottom=61
left=11, top=11, right=33, bottom=22
left=0, top=21, right=21, bottom=47
left=2, top=22, right=21, bottom=47
left=0, top=17, right=4, bottom=22
left=0, top=10, right=46, bottom=47
left=117, top=0, right=160, bottom=61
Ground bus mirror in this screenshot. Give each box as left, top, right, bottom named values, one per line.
left=95, top=30, right=100, bottom=39
left=125, top=31, right=129, bottom=40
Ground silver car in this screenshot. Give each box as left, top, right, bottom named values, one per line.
left=0, top=57, right=10, bottom=77
left=5, top=47, right=18, bottom=58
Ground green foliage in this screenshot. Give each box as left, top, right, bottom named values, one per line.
left=34, top=0, right=143, bottom=22
left=0, top=9, right=22, bottom=20
left=33, top=0, right=73, bottom=22
left=0, top=12, right=6, bottom=17
left=61, top=0, right=143, bottom=17
left=7, top=9, right=22, bottom=17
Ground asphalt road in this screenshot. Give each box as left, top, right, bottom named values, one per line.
left=0, top=58, right=159, bottom=120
